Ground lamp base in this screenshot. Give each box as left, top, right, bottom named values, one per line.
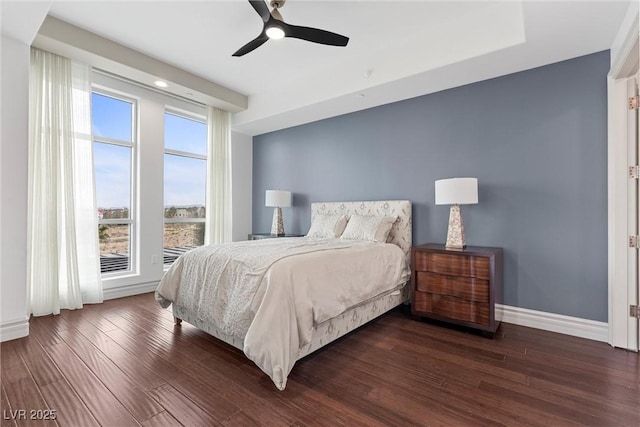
left=445, top=204, right=466, bottom=249
left=271, top=207, right=285, bottom=236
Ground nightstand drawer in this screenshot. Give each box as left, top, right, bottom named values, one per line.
left=414, top=292, right=490, bottom=325
left=414, top=252, right=490, bottom=280
left=415, top=272, right=489, bottom=302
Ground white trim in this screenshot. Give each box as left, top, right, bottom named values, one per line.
left=610, top=12, right=639, bottom=79
left=607, top=3, right=640, bottom=351
left=497, top=304, right=608, bottom=343
left=626, top=76, right=639, bottom=351
left=608, top=76, right=633, bottom=349
left=164, top=148, right=207, bottom=161
left=102, top=281, right=158, bottom=301
left=0, top=317, right=29, bottom=342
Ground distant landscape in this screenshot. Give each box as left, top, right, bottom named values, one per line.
left=98, top=206, right=205, bottom=255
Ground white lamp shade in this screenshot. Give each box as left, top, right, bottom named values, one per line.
left=435, top=178, right=478, bottom=205
left=265, top=190, right=292, bottom=207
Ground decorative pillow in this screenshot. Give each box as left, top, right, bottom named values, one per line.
left=374, top=215, right=397, bottom=243
left=340, top=215, right=397, bottom=243
left=306, top=214, right=349, bottom=238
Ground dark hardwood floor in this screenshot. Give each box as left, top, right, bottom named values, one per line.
left=1, top=293, right=638, bottom=426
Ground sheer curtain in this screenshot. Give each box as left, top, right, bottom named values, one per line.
left=205, top=106, right=232, bottom=245
left=28, top=48, right=102, bottom=316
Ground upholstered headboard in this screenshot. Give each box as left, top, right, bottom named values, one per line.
left=310, top=200, right=412, bottom=261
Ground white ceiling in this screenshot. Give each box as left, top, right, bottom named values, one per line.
left=4, top=1, right=635, bottom=135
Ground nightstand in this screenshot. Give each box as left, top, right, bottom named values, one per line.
left=411, top=243, right=503, bottom=335
left=248, top=233, right=304, bottom=240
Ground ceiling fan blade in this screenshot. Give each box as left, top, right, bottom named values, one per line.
left=249, top=0, right=271, bottom=23
left=283, top=23, right=349, bottom=47
left=232, top=35, right=269, bottom=57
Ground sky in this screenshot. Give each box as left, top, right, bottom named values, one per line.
left=92, top=93, right=206, bottom=209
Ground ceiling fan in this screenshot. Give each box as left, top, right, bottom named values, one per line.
left=233, top=0, right=349, bottom=57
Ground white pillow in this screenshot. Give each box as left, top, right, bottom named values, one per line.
left=340, top=215, right=397, bottom=243
left=306, top=214, right=349, bottom=238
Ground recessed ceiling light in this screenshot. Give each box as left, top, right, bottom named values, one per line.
left=154, top=80, right=168, bottom=88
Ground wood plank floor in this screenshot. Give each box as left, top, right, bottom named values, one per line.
left=1, top=293, right=638, bottom=426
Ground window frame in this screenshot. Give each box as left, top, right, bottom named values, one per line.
left=163, top=108, right=208, bottom=267
left=92, top=88, right=139, bottom=277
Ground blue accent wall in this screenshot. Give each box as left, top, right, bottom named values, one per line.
left=253, top=51, right=610, bottom=322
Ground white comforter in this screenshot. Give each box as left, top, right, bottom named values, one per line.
left=155, top=237, right=410, bottom=390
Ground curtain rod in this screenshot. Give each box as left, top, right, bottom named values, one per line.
left=92, top=68, right=207, bottom=108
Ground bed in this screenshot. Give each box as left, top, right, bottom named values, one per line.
left=155, top=200, right=412, bottom=390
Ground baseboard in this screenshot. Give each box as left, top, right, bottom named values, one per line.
left=102, top=281, right=159, bottom=301
left=497, top=304, right=609, bottom=343
left=0, top=317, right=29, bottom=342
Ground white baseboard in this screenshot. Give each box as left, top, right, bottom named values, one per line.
left=497, top=304, right=609, bottom=343
left=0, top=317, right=29, bottom=342
left=102, top=281, right=159, bottom=301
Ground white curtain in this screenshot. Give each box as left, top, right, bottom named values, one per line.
left=205, top=106, right=232, bottom=245
left=28, top=48, right=102, bottom=316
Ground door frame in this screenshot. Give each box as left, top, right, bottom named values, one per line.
left=607, top=10, right=639, bottom=351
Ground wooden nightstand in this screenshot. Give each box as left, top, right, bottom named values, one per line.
left=411, top=243, right=503, bottom=335
left=248, top=233, right=304, bottom=240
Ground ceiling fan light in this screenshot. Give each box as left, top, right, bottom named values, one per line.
left=266, top=26, right=285, bottom=40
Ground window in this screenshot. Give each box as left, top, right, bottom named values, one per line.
left=89, top=72, right=213, bottom=288
left=163, top=111, right=207, bottom=266
left=92, top=91, right=136, bottom=275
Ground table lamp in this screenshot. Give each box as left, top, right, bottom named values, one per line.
left=265, top=190, right=292, bottom=236
left=435, top=178, right=478, bottom=249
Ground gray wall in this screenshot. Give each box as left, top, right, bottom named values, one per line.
left=253, top=51, right=609, bottom=322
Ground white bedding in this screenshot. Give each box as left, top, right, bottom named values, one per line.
left=155, top=236, right=409, bottom=390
